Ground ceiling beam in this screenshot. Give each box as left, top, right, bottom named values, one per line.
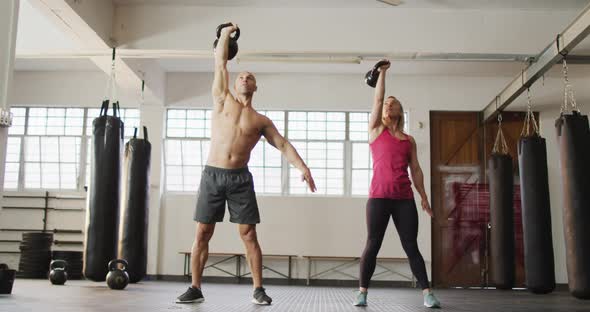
left=15, top=49, right=534, bottom=62
left=482, top=2, right=590, bottom=122
left=27, top=0, right=163, bottom=103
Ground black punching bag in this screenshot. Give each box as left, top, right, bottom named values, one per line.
left=555, top=111, right=590, bottom=299
left=489, top=153, right=515, bottom=290
left=84, top=101, right=124, bottom=281
left=518, top=134, right=555, bottom=294
left=118, top=127, right=151, bottom=283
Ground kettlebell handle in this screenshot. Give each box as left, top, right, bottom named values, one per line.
left=373, top=60, right=390, bottom=71
left=365, top=60, right=391, bottom=88
left=50, top=260, right=67, bottom=270
left=216, top=23, right=240, bottom=40
left=109, top=259, right=128, bottom=271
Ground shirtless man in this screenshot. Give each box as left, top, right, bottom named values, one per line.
left=176, top=23, right=316, bottom=305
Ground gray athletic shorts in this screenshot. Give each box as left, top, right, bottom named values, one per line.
left=194, top=166, right=260, bottom=224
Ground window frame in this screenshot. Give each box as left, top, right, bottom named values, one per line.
left=162, top=108, right=410, bottom=198
left=3, top=106, right=140, bottom=192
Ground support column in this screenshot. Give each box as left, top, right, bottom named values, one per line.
left=140, top=101, right=165, bottom=278
left=0, top=0, right=20, bottom=202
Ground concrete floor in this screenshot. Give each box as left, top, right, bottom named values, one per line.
left=0, top=279, right=589, bottom=312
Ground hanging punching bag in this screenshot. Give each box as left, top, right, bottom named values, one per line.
left=84, top=101, right=124, bottom=281
left=556, top=110, right=590, bottom=300
left=488, top=116, right=514, bottom=290
left=489, top=153, right=515, bottom=290
left=118, top=127, right=151, bottom=283
left=518, top=134, right=555, bottom=294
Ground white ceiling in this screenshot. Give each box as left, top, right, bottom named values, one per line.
left=13, top=0, right=590, bottom=76
left=113, top=0, right=590, bottom=10
left=16, top=0, right=79, bottom=52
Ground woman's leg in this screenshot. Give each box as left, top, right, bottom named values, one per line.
left=391, top=199, right=430, bottom=290
left=359, top=198, right=391, bottom=290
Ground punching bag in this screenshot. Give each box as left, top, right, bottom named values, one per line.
left=118, top=127, right=151, bottom=283
left=555, top=110, right=590, bottom=299
left=489, top=153, right=515, bottom=290
left=518, top=134, right=555, bottom=294
left=84, top=101, right=124, bottom=281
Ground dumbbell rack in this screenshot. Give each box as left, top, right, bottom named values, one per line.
left=0, top=192, right=85, bottom=277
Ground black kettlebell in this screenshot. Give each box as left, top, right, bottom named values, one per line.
left=213, top=23, right=240, bottom=60
left=365, top=60, right=391, bottom=88
left=0, top=263, right=16, bottom=295
left=49, top=260, right=68, bottom=285
left=106, top=259, right=129, bottom=290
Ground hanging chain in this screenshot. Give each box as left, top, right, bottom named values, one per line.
left=561, top=58, right=579, bottom=113
left=141, top=79, right=145, bottom=104
left=493, top=113, right=509, bottom=154
left=110, top=57, right=118, bottom=102
left=103, top=49, right=118, bottom=103
left=521, top=88, right=539, bottom=137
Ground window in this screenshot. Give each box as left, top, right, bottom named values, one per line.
left=23, top=108, right=84, bottom=190
left=249, top=111, right=285, bottom=194
left=165, top=140, right=209, bottom=192
left=3, top=137, right=21, bottom=189
left=288, top=112, right=345, bottom=195
left=4, top=106, right=139, bottom=191
left=24, top=136, right=81, bottom=189
left=8, top=107, right=26, bottom=136
left=166, top=109, right=212, bottom=138
left=163, top=109, right=286, bottom=193
left=164, top=109, right=211, bottom=192
left=161, top=108, right=409, bottom=197
left=28, top=108, right=84, bottom=136
left=4, top=108, right=26, bottom=189
left=86, top=108, right=140, bottom=139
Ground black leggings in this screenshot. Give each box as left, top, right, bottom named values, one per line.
left=359, top=198, right=430, bottom=289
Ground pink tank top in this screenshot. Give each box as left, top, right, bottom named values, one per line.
left=369, top=129, right=414, bottom=199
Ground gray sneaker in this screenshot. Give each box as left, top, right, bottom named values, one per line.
left=353, top=291, right=367, bottom=306
left=423, top=290, right=441, bottom=308
left=176, top=287, right=204, bottom=304
left=252, top=287, right=272, bottom=305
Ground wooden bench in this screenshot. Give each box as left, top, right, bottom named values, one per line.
left=179, top=252, right=295, bottom=282
left=303, top=255, right=415, bottom=287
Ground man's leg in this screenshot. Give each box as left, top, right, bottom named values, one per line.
left=226, top=170, right=270, bottom=304
left=239, top=224, right=272, bottom=305
left=177, top=222, right=216, bottom=304
left=239, top=224, right=262, bottom=288
left=192, top=222, right=216, bottom=288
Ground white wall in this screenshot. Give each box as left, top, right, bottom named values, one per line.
left=161, top=71, right=573, bottom=283
left=159, top=71, right=557, bottom=282
left=10, top=71, right=138, bottom=107
left=2, top=69, right=574, bottom=284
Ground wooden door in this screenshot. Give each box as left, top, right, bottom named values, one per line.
left=431, top=111, right=484, bottom=287
left=430, top=111, right=527, bottom=288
